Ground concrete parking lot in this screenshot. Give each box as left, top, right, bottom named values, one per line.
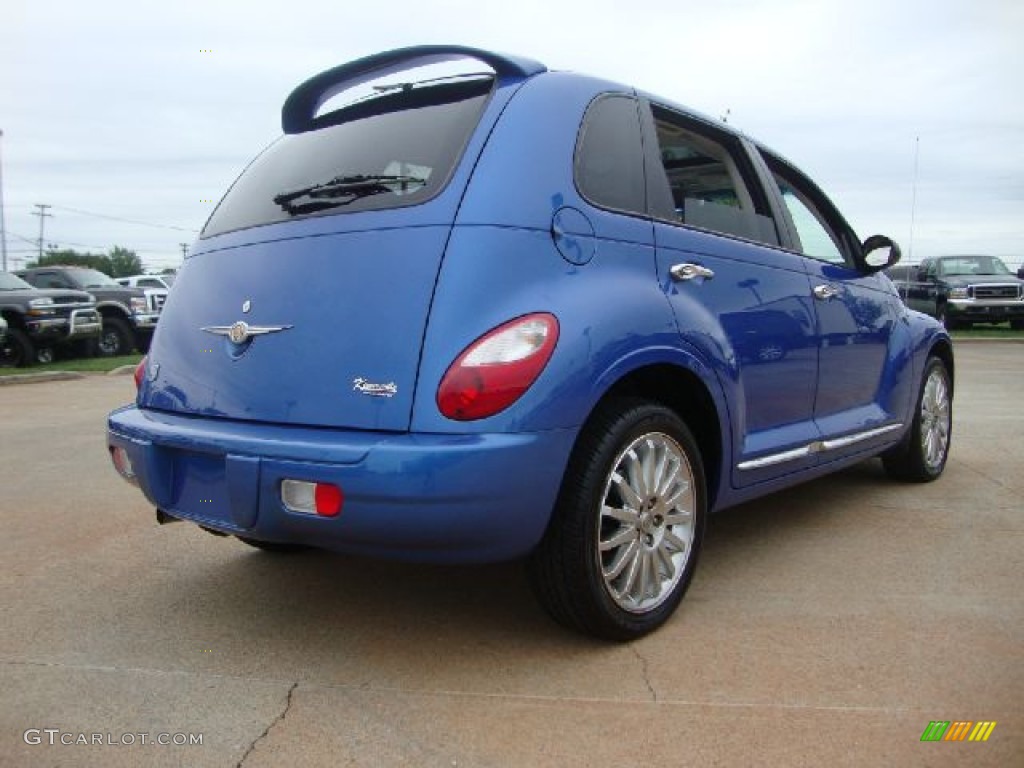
left=1, top=343, right=1021, bottom=767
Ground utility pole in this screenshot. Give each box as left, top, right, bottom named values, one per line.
left=179, top=242, right=189, bottom=260
left=32, top=203, right=53, bottom=261
left=0, top=129, right=8, bottom=272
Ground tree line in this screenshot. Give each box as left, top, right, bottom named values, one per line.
left=26, top=246, right=161, bottom=278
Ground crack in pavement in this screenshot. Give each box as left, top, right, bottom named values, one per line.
left=237, top=681, right=298, bottom=767
left=631, top=647, right=658, bottom=702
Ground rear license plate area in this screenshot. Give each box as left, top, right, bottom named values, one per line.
left=169, top=450, right=233, bottom=527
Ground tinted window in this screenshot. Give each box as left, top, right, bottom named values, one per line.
left=0, top=272, right=36, bottom=291
left=574, top=95, right=645, bottom=215
left=202, top=79, right=492, bottom=238
left=938, top=255, right=1013, bottom=276
left=650, top=106, right=778, bottom=245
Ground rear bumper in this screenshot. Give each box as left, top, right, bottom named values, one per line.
left=107, top=406, right=576, bottom=563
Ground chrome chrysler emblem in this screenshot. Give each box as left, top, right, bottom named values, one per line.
left=201, top=320, right=292, bottom=344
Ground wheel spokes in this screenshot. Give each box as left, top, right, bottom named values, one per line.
left=598, top=431, right=697, bottom=613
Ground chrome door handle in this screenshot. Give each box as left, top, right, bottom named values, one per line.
left=670, top=263, right=715, bottom=282
left=813, top=284, right=838, bottom=300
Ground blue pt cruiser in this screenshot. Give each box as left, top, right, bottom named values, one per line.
left=108, top=46, right=953, bottom=640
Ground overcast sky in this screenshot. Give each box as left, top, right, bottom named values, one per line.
left=1, top=0, right=1022, bottom=272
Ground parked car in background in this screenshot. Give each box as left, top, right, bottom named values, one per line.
left=17, top=266, right=164, bottom=355
left=886, top=255, right=1024, bottom=329
left=107, top=45, right=954, bottom=641
left=117, top=273, right=176, bottom=291
left=0, top=271, right=102, bottom=366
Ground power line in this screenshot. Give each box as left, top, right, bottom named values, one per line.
left=49, top=204, right=199, bottom=233
left=7, top=230, right=38, bottom=246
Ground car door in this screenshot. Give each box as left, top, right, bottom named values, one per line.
left=640, top=102, right=823, bottom=488
left=757, top=151, right=909, bottom=452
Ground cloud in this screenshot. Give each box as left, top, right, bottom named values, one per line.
left=1, top=0, right=1022, bottom=269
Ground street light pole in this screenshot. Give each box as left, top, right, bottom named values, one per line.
left=0, top=129, right=8, bottom=272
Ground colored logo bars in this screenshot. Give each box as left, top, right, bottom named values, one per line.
left=920, top=721, right=997, bottom=742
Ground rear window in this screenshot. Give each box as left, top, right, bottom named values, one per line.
left=202, top=78, right=492, bottom=238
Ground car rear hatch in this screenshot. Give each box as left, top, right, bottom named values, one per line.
left=139, top=47, right=545, bottom=432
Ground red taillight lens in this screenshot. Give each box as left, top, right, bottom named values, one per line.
left=437, top=313, right=559, bottom=421
left=314, top=483, right=344, bottom=517
left=134, top=356, right=147, bottom=390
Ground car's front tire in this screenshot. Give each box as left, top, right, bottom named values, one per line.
left=529, top=399, right=706, bottom=641
left=0, top=328, right=35, bottom=368
left=883, top=356, right=952, bottom=482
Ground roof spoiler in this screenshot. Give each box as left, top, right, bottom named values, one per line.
left=282, top=45, right=547, bottom=134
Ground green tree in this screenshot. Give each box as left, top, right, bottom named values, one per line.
left=31, top=248, right=107, bottom=271
left=29, top=246, right=143, bottom=277
left=107, top=246, right=142, bottom=278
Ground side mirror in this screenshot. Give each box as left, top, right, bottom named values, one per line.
left=861, top=235, right=901, bottom=273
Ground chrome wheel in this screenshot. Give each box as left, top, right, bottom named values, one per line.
left=882, top=356, right=953, bottom=482
left=530, top=400, right=706, bottom=640
left=598, top=432, right=695, bottom=613
left=920, top=367, right=951, bottom=473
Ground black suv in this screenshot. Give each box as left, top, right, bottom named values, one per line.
left=16, top=266, right=162, bottom=354
left=0, top=271, right=102, bottom=366
left=886, top=255, right=1024, bottom=329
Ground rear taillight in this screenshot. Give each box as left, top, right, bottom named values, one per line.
left=437, top=313, right=559, bottom=421
left=281, top=479, right=344, bottom=517
left=110, top=446, right=137, bottom=485
left=134, top=356, right=147, bottom=390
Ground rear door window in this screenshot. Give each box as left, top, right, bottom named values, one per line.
left=202, top=78, right=493, bottom=238
left=647, top=105, right=779, bottom=246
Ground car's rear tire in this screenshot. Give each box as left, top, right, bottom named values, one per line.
left=235, top=536, right=310, bottom=553
left=0, top=328, right=35, bottom=368
left=882, top=356, right=952, bottom=482
left=98, top=317, right=133, bottom=357
left=529, top=399, right=706, bottom=641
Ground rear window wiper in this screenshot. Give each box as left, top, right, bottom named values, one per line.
left=273, top=174, right=427, bottom=215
